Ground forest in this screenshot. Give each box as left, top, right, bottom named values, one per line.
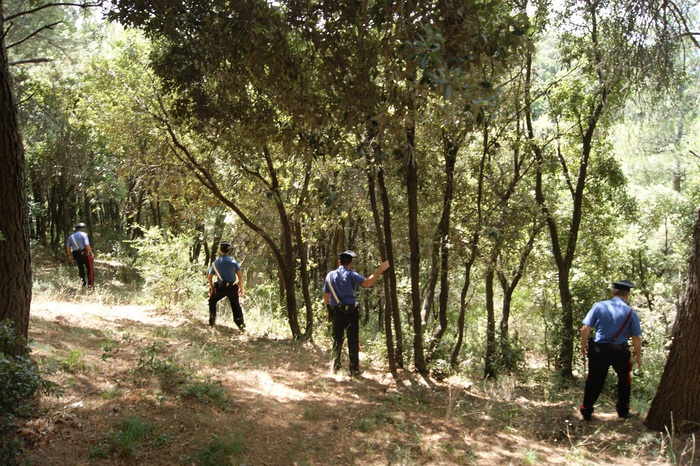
left=2, top=0, right=700, bottom=463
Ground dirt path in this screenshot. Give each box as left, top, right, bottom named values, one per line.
left=19, top=298, right=666, bottom=465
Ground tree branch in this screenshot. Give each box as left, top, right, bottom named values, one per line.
left=5, top=2, right=103, bottom=22
left=7, top=22, right=61, bottom=50
left=9, top=58, right=52, bottom=66
left=665, top=0, right=700, bottom=49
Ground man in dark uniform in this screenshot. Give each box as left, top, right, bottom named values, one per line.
left=324, top=250, right=390, bottom=376
left=65, top=222, right=95, bottom=287
left=208, top=241, right=246, bottom=331
left=580, top=280, right=643, bottom=421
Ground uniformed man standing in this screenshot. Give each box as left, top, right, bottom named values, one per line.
left=580, top=280, right=643, bottom=421
left=208, top=241, right=245, bottom=331
left=65, top=222, right=95, bottom=287
left=324, top=250, right=390, bottom=376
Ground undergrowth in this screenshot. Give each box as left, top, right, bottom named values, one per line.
left=0, top=320, right=56, bottom=465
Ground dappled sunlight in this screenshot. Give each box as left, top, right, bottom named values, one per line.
left=31, top=299, right=180, bottom=328
left=20, top=296, right=682, bottom=466
left=230, top=369, right=310, bottom=402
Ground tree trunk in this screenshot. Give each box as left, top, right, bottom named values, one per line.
left=295, top=220, right=314, bottom=340
left=378, top=162, right=403, bottom=368
left=159, top=114, right=302, bottom=338
left=405, top=122, right=426, bottom=373
left=451, top=130, right=487, bottom=368
left=525, top=46, right=595, bottom=380
left=451, top=260, right=474, bottom=368
left=366, top=158, right=395, bottom=372
left=0, top=17, right=32, bottom=346
left=484, top=268, right=497, bottom=379
left=426, top=130, right=458, bottom=360
left=645, top=206, right=700, bottom=432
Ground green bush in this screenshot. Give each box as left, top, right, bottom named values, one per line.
left=131, top=227, right=204, bottom=311
left=136, top=343, right=188, bottom=391
left=180, top=379, right=229, bottom=409
left=0, top=320, right=56, bottom=465
left=110, top=415, right=154, bottom=458
left=185, top=433, right=244, bottom=466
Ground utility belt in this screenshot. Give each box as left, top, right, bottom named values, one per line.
left=73, top=249, right=87, bottom=256
left=327, top=303, right=357, bottom=322
left=215, top=282, right=237, bottom=288
left=335, top=304, right=357, bottom=313
left=591, top=341, right=628, bottom=351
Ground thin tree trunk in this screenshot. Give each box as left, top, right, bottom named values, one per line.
left=378, top=162, right=403, bottom=368
left=295, top=220, right=314, bottom=340
left=496, top=220, right=541, bottom=371
left=450, top=129, right=486, bottom=367
left=484, top=268, right=497, bottom=379
left=426, top=130, right=459, bottom=359
left=451, top=261, right=474, bottom=368
left=405, top=121, right=426, bottom=373
left=525, top=45, right=597, bottom=379
left=367, top=158, right=395, bottom=372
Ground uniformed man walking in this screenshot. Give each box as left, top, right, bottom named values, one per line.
left=65, top=222, right=95, bottom=287
left=324, top=250, right=390, bottom=376
left=208, top=241, right=246, bottom=331
left=580, top=280, right=643, bottom=421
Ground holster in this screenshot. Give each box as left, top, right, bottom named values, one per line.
left=215, top=282, right=236, bottom=288
left=338, top=304, right=357, bottom=313
left=327, top=305, right=338, bottom=322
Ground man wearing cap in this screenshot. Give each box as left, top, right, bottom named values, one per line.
left=580, top=280, right=643, bottom=421
left=65, top=222, right=95, bottom=287
left=324, top=250, right=390, bottom=376
left=208, top=241, right=245, bottom=331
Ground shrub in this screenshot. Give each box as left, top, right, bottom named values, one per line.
left=186, top=433, right=244, bottom=466
left=0, top=320, right=56, bottom=465
left=131, top=227, right=203, bottom=311
left=110, top=415, right=154, bottom=458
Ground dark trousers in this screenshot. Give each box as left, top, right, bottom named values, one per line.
left=582, top=347, right=633, bottom=417
left=209, top=285, right=244, bottom=328
left=332, top=306, right=360, bottom=372
left=72, top=250, right=93, bottom=287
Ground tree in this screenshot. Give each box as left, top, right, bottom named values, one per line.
left=394, top=0, right=531, bottom=373
left=525, top=0, right=694, bottom=379
left=644, top=206, right=700, bottom=432
left=1, top=0, right=107, bottom=344
left=0, top=0, right=32, bottom=346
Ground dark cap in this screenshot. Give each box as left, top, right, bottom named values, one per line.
left=219, top=241, right=231, bottom=250
left=339, top=250, right=357, bottom=259
left=75, top=222, right=86, bottom=229
left=612, top=280, right=636, bottom=291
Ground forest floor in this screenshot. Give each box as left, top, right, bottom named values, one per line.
left=15, top=257, right=698, bottom=465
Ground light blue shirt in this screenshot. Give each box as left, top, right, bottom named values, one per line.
left=209, top=255, right=240, bottom=284
left=582, top=297, right=642, bottom=345
left=324, top=266, right=366, bottom=306
left=65, top=231, right=90, bottom=251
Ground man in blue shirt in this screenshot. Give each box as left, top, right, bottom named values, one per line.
left=65, top=222, right=94, bottom=287
left=580, top=280, right=643, bottom=421
left=208, top=241, right=245, bottom=331
left=324, top=250, right=390, bottom=376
